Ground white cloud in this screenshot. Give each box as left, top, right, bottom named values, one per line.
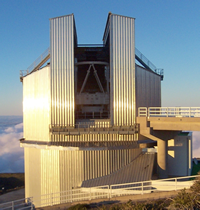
left=0, top=122, right=24, bottom=172
left=192, top=131, right=200, bottom=158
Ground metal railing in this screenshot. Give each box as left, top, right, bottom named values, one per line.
left=20, top=48, right=50, bottom=79
left=39, top=185, right=109, bottom=207
left=20, top=70, right=29, bottom=78
left=50, top=123, right=138, bottom=135
left=138, top=107, right=200, bottom=117
left=109, top=175, right=199, bottom=198
left=27, top=48, right=50, bottom=73
left=135, top=48, right=164, bottom=77
left=1, top=175, right=199, bottom=208
left=0, top=197, right=33, bottom=210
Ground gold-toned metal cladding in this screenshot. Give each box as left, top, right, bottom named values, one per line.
left=108, top=14, right=135, bottom=126
left=50, top=14, right=76, bottom=127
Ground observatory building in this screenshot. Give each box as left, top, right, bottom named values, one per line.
left=20, top=13, right=192, bottom=207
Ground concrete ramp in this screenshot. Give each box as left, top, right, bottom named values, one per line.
left=81, top=152, right=155, bottom=187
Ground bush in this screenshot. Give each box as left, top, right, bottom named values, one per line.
left=191, top=172, right=200, bottom=194
left=68, top=203, right=91, bottom=210
left=169, top=188, right=197, bottom=210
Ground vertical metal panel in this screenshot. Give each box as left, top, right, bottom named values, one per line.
left=41, top=150, right=60, bottom=199
left=53, top=133, right=137, bottom=143
left=26, top=146, right=142, bottom=207
left=23, top=66, right=50, bottom=141
left=135, top=65, right=161, bottom=113
left=50, top=14, right=76, bottom=126
left=109, top=14, right=135, bottom=126
left=25, top=148, right=41, bottom=207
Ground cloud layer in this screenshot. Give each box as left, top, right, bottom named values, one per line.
left=0, top=122, right=24, bottom=172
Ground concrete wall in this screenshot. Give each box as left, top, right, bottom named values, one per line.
left=168, top=132, right=192, bottom=176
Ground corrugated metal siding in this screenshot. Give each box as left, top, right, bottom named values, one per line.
left=23, top=66, right=50, bottom=141
left=41, top=149, right=60, bottom=205
left=25, top=147, right=142, bottom=207
left=135, top=65, right=161, bottom=116
left=109, top=14, right=135, bottom=126
left=59, top=148, right=142, bottom=192
left=51, top=133, right=137, bottom=143
left=50, top=14, right=75, bottom=126
left=82, top=148, right=142, bottom=182
left=59, top=150, right=84, bottom=192
left=81, top=152, right=155, bottom=187
left=24, top=148, right=41, bottom=206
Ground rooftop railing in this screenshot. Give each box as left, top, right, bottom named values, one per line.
left=138, top=107, right=200, bottom=117
left=135, top=48, right=164, bottom=78
left=20, top=47, right=50, bottom=80
left=26, top=47, right=50, bottom=73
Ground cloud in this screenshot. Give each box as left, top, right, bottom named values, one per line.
left=0, top=122, right=24, bottom=172
left=192, top=131, right=200, bottom=158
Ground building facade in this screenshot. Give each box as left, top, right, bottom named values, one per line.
left=20, top=13, right=163, bottom=207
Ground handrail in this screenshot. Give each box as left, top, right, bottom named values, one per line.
left=1, top=175, right=199, bottom=208
left=27, top=47, right=50, bottom=73
left=20, top=70, right=29, bottom=78
left=0, top=197, right=33, bottom=210
left=135, top=48, right=164, bottom=78
left=138, top=107, right=200, bottom=117
left=39, top=185, right=109, bottom=207
left=50, top=123, right=138, bottom=134
left=20, top=47, right=50, bottom=79
left=110, top=175, right=200, bottom=198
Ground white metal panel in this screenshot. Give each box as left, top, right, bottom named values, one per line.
left=23, top=66, right=50, bottom=141
left=109, top=14, right=135, bottom=126
left=50, top=14, right=76, bottom=126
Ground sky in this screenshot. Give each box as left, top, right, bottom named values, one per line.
left=0, top=0, right=200, bottom=115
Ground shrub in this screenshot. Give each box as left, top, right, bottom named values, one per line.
left=68, top=203, right=90, bottom=210
left=190, top=172, right=200, bottom=194
left=169, top=188, right=196, bottom=210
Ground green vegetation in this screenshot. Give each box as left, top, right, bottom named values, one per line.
left=191, top=162, right=200, bottom=176
left=68, top=203, right=91, bottom=210
left=0, top=173, right=24, bottom=194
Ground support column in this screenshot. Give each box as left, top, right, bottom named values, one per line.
left=157, top=139, right=168, bottom=179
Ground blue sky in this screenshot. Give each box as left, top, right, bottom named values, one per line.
left=0, top=0, right=200, bottom=115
